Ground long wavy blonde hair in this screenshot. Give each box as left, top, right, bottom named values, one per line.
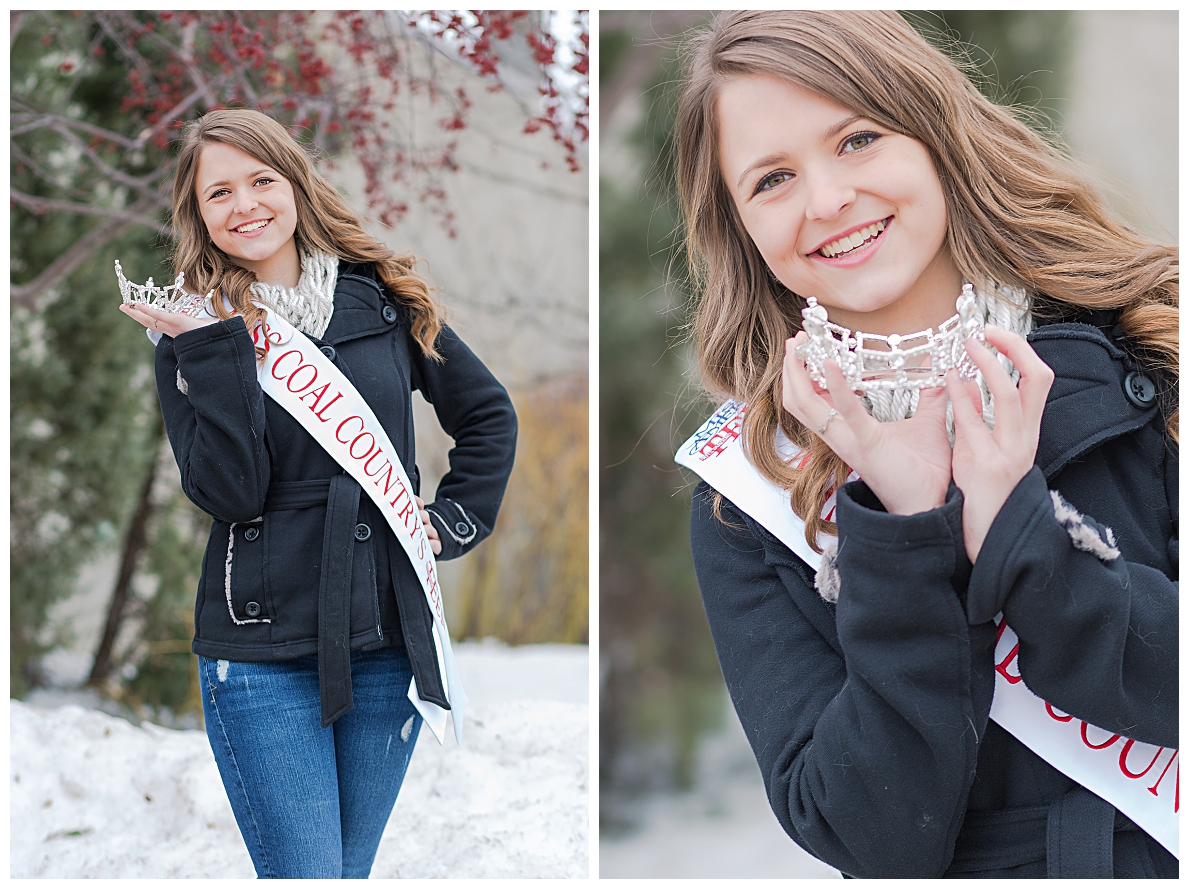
left=172, top=109, right=444, bottom=359
left=676, top=11, right=1178, bottom=550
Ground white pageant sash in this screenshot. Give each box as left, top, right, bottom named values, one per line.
left=676, top=400, right=1178, bottom=857
left=250, top=312, right=467, bottom=745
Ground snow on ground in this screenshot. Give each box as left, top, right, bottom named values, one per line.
left=11, top=641, right=588, bottom=879
left=600, top=699, right=841, bottom=879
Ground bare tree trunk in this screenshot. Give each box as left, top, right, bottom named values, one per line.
left=88, top=413, right=164, bottom=684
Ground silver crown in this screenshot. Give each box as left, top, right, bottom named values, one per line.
left=115, top=260, right=212, bottom=317
left=795, top=282, right=985, bottom=392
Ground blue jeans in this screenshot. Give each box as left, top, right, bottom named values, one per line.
left=200, top=647, right=423, bottom=878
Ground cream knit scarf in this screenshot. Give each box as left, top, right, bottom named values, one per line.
left=860, top=281, right=1033, bottom=437
left=251, top=250, right=339, bottom=340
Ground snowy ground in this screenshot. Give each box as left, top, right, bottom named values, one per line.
left=600, top=699, right=841, bottom=879
left=11, top=641, right=589, bottom=879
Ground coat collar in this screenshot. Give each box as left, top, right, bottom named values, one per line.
left=319, top=262, right=403, bottom=346
left=1029, top=322, right=1159, bottom=480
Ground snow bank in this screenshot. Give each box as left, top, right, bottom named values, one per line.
left=11, top=641, right=589, bottom=879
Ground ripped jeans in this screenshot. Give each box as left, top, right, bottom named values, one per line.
left=199, top=647, right=423, bottom=879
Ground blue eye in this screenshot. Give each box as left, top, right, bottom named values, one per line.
left=842, top=132, right=880, bottom=153
left=754, top=170, right=794, bottom=195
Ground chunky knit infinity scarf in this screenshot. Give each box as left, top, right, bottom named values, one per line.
left=250, top=250, right=339, bottom=340
left=860, top=281, right=1033, bottom=436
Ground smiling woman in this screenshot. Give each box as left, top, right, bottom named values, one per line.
left=195, top=143, right=300, bottom=286
left=673, top=10, right=1178, bottom=880
left=115, top=109, right=518, bottom=878
left=717, top=75, right=958, bottom=335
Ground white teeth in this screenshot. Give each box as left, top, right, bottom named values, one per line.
left=234, top=220, right=269, bottom=233
left=820, top=219, right=886, bottom=258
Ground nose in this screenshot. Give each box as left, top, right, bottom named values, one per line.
left=803, top=166, right=855, bottom=222
left=233, top=188, right=258, bottom=216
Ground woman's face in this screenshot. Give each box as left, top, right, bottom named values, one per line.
left=195, top=141, right=300, bottom=285
left=717, top=75, right=962, bottom=335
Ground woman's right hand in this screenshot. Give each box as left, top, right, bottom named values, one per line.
left=120, top=302, right=220, bottom=338
left=783, top=331, right=953, bottom=516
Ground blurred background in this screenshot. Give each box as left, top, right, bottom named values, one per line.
left=599, top=10, right=1176, bottom=878
left=11, top=11, right=588, bottom=724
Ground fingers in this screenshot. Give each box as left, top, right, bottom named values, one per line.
left=983, top=326, right=1053, bottom=430
left=946, top=370, right=989, bottom=446
left=417, top=500, right=443, bottom=555
left=782, top=335, right=820, bottom=412
left=119, top=304, right=154, bottom=329
left=963, top=336, right=1022, bottom=440
left=782, top=334, right=837, bottom=424
left=913, top=382, right=949, bottom=424
left=119, top=303, right=182, bottom=336
left=820, top=359, right=866, bottom=427
left=415, top=495, right=437, bottom=536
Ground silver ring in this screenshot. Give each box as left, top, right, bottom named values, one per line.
left=816, top=408, right=839, bottom=436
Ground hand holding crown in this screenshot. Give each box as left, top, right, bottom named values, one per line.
left=115, top=260, right=220, bottom=338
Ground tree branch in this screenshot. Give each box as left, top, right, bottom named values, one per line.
left=11, top=10, right=27, bottom=47
left=11, top=188, right=171, bottom=233
left=10, top=111, right=143, bottom=149
left=52, top=124, right=165, bottom=193
left=11, top=192, right=167, bottom=310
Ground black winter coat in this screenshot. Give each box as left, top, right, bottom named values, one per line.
left=156, top=262, right=517, bottom=725
left=690, top=321, right=1177, bottom=878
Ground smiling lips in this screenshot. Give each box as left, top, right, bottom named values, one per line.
left=232, top=218, right=271, bottom=234
left=815, top=217, right=890, bottom=258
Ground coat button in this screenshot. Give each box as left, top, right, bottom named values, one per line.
left=382, top=305, right=398, bottom=324
left=1123, top=371, right=1156, bottom=408
left=245, top=601, right=261, bottom=617
left=244, top=526, right=260, bottom=541
left=455, top=522, right=470, bottom=535
left=319, top=345, right=336, bottom=361
left=354, top=523, right=372, bottom=542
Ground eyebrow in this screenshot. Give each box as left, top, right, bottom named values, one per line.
left=736, top=155, right=786, bottom=190
left=202, top=169, right=275, bottom=195
left=734, top=113, right=870, bottom=191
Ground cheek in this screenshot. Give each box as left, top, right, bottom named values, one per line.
left=197, top=205, right=221, bottom=239
left=921, top=184, right=949, bottom=245
left=739, top=209, right=796, bottom=264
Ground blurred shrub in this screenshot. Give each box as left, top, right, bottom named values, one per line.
left=450, top=377, right=589, bottom=644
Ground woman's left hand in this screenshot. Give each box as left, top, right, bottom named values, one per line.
left=783, top=332, right=954, bottom=516
left=946, top=326, right=1054, bottom=562
left=416, top=495, right=442, bottom=556
left=120, top=302, right=220, bottom=338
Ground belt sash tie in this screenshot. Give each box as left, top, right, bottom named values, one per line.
left=318, top=474, right=360, bottom=727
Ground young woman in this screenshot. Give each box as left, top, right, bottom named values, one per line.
left=675, top=12, right=1176, bottom=879
left=119, top=109, right=517, bottom=878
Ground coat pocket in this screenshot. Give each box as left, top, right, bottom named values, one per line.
left=195, top=519, right=273, bottom=647
left=258, top=504, right=324, bottom=643
left=259, top=478, right=384, bottom=648
left=227, top=518, right=269, bottom=624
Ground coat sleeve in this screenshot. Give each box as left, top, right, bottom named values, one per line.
left=691, top=480, right=994, bottom=878
left=965, top=465, right=1178, bottom=749
left=409, top=324, right=517, bottom=561
left=154, top=319, right=271, bottom=523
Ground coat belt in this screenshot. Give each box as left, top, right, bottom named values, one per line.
left=317, top=474, right=359, bottom=727
left=257, top=475, right=359, bottom=726
left=949, top=789, right=1136, bottom=876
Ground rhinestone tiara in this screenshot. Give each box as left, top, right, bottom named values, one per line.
left=794, top=282, right=985, bottom=392
left=115, top=259, right=212, bottom=317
